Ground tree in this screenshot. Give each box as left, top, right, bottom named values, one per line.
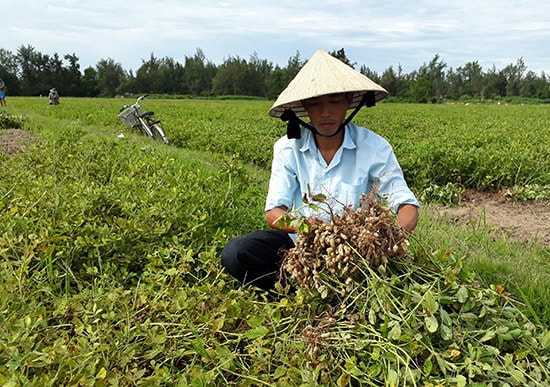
left=135, top=53, right=163, bottom=93
left=0, top=49, right=20, bottom=95
left=2, top=44, right=549, bottom=100
left=360, top=65, right=380, bottom=84
left=526, top=71, right=550, bottom=99
left=380, top=65, right=408, bottom=99
left=484, top=64, right=507, bottom=98
left=16, top=45, right=41, bottom=95
left=15, top=45, right=67, bottom=95
left=157, top=57, right=185, bottom=94
left=96, top=58, right=126, bottom=97
left=329, top=48, right=355, bottom=68
left=182, top=48, right=216, bottom=96
left=62, top=53, right=84, bottom=96
left=457, top=61, right=484, bottom=99
left=244, top=52, right=273, bottom=97
left=267, top=51, right=304, bottom=99
left=81, top=66, right=99, bottom=97
left=212, top=55, right=247, bottom=95
left=408, top=54, right=447, bottom=102
left=501, top=58, right=527, bottom=97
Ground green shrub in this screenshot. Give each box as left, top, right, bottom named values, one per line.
left=0, top=111, right=26, bottom=129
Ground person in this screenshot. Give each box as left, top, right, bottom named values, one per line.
left=0, top=79, right=6, bottom=107
left=221, top=49, right=419, bottom=291
left=48, top=88, right=60, bottom=105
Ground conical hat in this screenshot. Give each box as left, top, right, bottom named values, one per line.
left=269, top=49, right=388, bottom=118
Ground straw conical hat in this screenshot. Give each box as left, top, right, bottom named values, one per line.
left=269, top=49, right=388, bottom=118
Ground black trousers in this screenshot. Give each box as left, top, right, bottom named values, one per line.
left=221, top=230, right=295, bottom=291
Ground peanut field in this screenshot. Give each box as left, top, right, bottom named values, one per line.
left=0, top=98, right=548, bottom=385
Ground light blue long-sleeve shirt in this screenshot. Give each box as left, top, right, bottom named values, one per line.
left=265, top=122, right=419, bottom=222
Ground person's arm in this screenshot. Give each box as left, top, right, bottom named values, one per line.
left=265, top=206, right=296, bottom=233
left=397, top=204, right=419, bottom=232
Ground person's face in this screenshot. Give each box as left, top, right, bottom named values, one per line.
left=302, top=93, right=351, bottom=136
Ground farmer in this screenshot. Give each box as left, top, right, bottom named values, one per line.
left=48, top=88, right=60, bottom=105
left=221, top=49, right=419, bottom=291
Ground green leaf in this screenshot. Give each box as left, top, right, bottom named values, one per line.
left=211, top=316, right=225, bottom=332
left=422, top=290, right=439, bottom=313
left=368, top=309, right=377, bottom=325
left=425, top=316, right=439, bottom=333
left=388, top=323, right=402, bottom=340
left=441, top=324, right=453, bottom=341
left=453, top=375, right=467, bottom=387
left=243, top=326, right=269, bottom=340
left=540, top=330, right=550, bottom=350
left=337, top=372, right=351, bottom=387
left=318, top=285, right=328, bottom=299
left=311, top=193, right=327, bottom=202
left=367, top=363, right=382, bottom=377
left=273, top=366, right=286, bottom=379
left=165, top=268, right=178, bottom=276
left=371, top=346, right=380, bottom=361
left=498, top=333, right=514, bottom=341
left=440, top=309, right=453, bottom=326
left=479, top=330, right=496, bottom=342
left=423, top=360, right=433, bottom=375
left=456, top=286, right=469, bottom=303
left=247, top=315, right=263, bottom=328
left=387, top=368, right=399, bottom=384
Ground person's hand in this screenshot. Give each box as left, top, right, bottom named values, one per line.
left=397, top=204, right=419, bottom=232
left=266, top=206, right=295, bottom=233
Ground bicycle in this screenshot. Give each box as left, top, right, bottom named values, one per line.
left=118, top=94, right=169, bottom=144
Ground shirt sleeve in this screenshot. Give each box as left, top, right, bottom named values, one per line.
left=265, top=140, right=299, bottom=212
left=372, top=146, right=419, bottom=213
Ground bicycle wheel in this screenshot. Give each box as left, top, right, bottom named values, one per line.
left=138, top=118, right=155, bottom=138
left=151, top=124, right=169, bottom=144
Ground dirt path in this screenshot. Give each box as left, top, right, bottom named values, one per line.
left=2, top=129, right=548, bottom=247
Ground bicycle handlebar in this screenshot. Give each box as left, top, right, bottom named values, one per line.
left=136, top=94, right=149, bottom=104
left=119, top=94, right=150, bottom=112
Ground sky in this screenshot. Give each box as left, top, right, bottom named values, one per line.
left=2, top=0, right=549, bottom=75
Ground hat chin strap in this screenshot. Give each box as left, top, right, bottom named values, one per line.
left=281, top=91, right=376, bottom=139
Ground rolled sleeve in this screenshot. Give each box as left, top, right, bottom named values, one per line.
left=374, top=148, right=419, bottom=213
left=265, top=141, right=298, bottom=212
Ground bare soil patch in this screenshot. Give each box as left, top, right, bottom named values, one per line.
left=429, top=190, right=550, bottom=247
left=0, top=128, right=38, bottom=156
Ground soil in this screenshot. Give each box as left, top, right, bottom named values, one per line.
left=1, top=129, right=549, bottom=247
left=426, top=190, right=550, bottom=247
left=0, top=128, right=38, bottom=156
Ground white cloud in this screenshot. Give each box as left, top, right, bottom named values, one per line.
left=2, top=0, right=549, bottom=74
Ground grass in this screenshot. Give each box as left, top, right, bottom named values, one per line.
left=417, top=208, right=550, bottom=324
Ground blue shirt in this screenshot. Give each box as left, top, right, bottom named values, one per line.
left=265, top=122, right=419, bottom=221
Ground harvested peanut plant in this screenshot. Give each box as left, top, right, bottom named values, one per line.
left=277, top=192, right=549, bottom=385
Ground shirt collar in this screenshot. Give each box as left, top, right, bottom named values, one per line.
left=299, top=122, right=357, bottom=153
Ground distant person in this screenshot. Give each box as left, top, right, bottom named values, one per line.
left=48, top=88, right=60, bottom=105
left=0, top=79, right=6, bottom=107
left=221, top=49, right=419, bottom=291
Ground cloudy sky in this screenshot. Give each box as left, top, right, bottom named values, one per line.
left=3, top=0, right=549, bottom=75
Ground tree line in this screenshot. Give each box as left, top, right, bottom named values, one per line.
left=1, top=45, right=548, bottom=102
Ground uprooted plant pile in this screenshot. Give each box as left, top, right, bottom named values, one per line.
left=281, top=191, right=410, bottom=299
left=278, top=193, right=549, bottom=385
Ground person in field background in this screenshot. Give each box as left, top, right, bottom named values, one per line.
left=221, top=49, right=419, bottom=291
left=48, top=88, right=60, bottom=105
left=0, top=79, right=6, bottom=107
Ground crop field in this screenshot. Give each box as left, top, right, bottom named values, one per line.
left=0, top=97, right=549, bottom=385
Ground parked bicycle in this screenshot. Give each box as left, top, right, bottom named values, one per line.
left=118, top=94, right=169, bottom=144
